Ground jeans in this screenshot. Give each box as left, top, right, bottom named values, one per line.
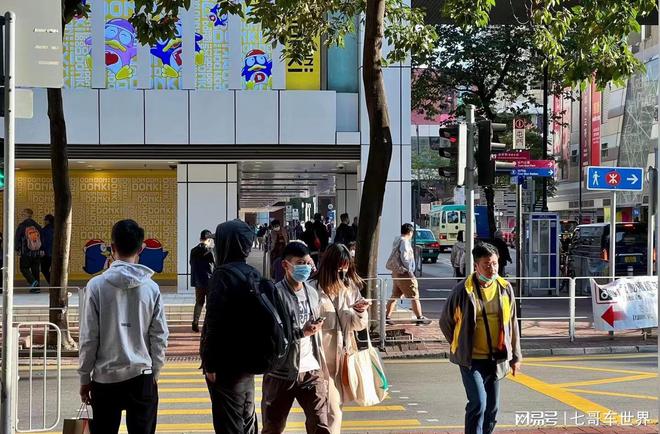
left=90, top=374, right=158, bottom=434
left=206, top=373, right=258, bottom=434
left=459, top=359, right=500, bottom=434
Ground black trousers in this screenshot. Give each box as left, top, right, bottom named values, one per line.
left=41, top=255, right=52, bottom=284
left=90, top=374, right=158, bottom=434
left=206, top=373, right=258, bottom=434
left=19, top=255, right=40, bottom=286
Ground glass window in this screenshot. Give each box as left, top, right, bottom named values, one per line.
left=446, top=211, right=460, bottom=224
left=416, top=230, right=435, bottom=241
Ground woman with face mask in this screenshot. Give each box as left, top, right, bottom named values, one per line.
left=310, top=243, right=369, bottom=433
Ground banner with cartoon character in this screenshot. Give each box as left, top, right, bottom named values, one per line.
left=241, top=4, right=273, bottom=90
left=83, top=238, right=169, bottom=275
left=151, top=20, right=205, bottom=89
left=196, top=0, right=230, bottom=90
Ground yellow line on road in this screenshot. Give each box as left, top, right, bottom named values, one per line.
left=509, top=372, right=620, bottom=425
left=524, top=362, right=655, bottom=376
left=525, top=354, right=655, bottom=363
left=157, top=405, right=406, bottom=416
left=564, top=388, right=659, bottom=401
left=554, top=374, right=656, bottom=388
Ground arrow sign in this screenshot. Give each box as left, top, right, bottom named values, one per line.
left=515, top=160, right=555, bottom=169
left=511, top=168, right=555, bottom=177
left=601, top=305, right=627, bottom=327
left=586, top=166, right=644, bottom=192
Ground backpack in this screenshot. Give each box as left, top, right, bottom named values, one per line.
left=385, top=239, right=406, bottom=273
left=25, top=226, right=42, bottom=253
left=200, top=262, right=290, bottom=375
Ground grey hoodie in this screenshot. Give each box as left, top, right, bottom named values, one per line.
left=78, top=260, right=169, bottom=385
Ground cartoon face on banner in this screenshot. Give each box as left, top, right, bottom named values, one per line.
left=151, top=20, right=204, bottom=88
left=85, top=18, right=138, bottom=83
left=138, top=239, right=169, bottom=273
left=241, top=49, right=272, bottom=90
left=209, top=3, right=228, bottom=28
left=83, top=239, right=112, bottom=275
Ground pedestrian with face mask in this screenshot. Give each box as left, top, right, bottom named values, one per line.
left=262, top=241, right=331, bottom=434
left=190, top=229, right=215, bottom=332
left=439, top=242, right=522, bottom=434
left=310, top=243, right=369, bottom=433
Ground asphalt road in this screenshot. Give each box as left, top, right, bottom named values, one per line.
left=17, top=353, right=658, bottom=433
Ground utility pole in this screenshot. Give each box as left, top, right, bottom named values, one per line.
left=578, top=89, right=584, bottom=223
left=542, top=63, right=549, bottom=212
left=465, top=105, right=476, bottom=275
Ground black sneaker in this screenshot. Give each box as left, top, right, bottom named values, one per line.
left=192, top=323, right=200, bottom=333
left=416, top=316, right=432, bottom=326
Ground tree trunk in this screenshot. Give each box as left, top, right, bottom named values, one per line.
left=484, top=186, right=496, bottom=239
left=46, top=88, right=76, bottom=350
left=355, top=0, right=392, bottom=311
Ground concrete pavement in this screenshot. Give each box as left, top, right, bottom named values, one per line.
left=17, top=353, right=658, bottom=433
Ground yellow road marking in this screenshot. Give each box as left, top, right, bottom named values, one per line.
left=565, top=388, right=659, bottom=401
left=524, top=354, right=655, bottom=363
left=554, top=374, right=656, bottom=388
left=157, top=405, right=406, bottom=416
left=524, top=362, right=655, bottom=376
left=509, top=372, right=620, bottom=425
left=108, top=419, right=422, bottom=431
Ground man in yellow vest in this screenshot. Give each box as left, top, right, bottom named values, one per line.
left=439, top=242, right=522, bottom=434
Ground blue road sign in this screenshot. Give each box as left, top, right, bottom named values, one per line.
left=510, top=168, right=555, bottom=177
left=586, top=166, right=644, bottom=192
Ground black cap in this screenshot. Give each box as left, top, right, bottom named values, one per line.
left=200, top=229, right=214, bottom=240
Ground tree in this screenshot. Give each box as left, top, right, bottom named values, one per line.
left=210, top=0, right=437, bottom=284
left=51, top=0, right=186, bottom=349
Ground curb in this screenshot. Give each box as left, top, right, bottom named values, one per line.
left=380, top=344, right=658, bottom=359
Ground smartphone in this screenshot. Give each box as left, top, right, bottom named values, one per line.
left=312, top=316, right=326, bottom=324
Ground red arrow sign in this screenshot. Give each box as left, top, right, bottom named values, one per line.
left=601, top=305, right=627, bottom=327
left=515, top=160, right=555, bottom=169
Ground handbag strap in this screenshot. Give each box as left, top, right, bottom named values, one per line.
left=77, top=403, right=90, bottom=419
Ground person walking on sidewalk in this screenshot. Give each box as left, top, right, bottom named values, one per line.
left=333, top=213, right=355, bottom=246
left=78, top=219, right=169, bottom=434
left=262, top=241, right=331, bottom=434
left=190, top=229, right=215, bottom=333
left=201, top=219, right=265, bottom=434
left=451, top=230, right=466, bottom=278
left=15, top=208, right=44, bottom=292
left=439, top=242, right=522, bottom=434
left=311, top=243, right=369, bottom=434
left=40, top=214, right=54, bottom=284
left=385, top=223, right=431, bottom=325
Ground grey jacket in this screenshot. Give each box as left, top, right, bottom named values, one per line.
left=439, top=273, right=522, bottom=379
left=267, top=279, right=327, bottom=381
left=78, top=261, right=169, bottom=385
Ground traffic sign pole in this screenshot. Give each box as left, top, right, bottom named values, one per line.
left=610, top=192, right=616, bottom=280
left=1, top=11, right=17, bottom=434
left=465, top=105, right=475, bottom=275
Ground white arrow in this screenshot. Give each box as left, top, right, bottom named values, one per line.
left=627, top=174, right=639, bottom=184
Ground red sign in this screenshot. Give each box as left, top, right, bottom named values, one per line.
left=606, top=170, right=621, bottom=186
left=496, top=151, right=530, bottom=161
left=515, top=160, right=555, bottom=169
left=591, top=80, right=602, bottom=166
left=581, top=85, right=592, bottom=168
left=601, top=305, right=627, bottom=327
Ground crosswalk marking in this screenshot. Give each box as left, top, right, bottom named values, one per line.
left=157, top=405, right=406, bottom=415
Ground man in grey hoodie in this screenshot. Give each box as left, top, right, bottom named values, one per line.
left=79, top=219, right=169, bottom=434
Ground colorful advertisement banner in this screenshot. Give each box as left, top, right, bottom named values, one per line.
left=196, top=0, right=230, bottom=90
left=241, top=5, right=274, bottom=90
left=150, top=19, right=187, bottom=90
left=591, top=81, right=602, bottom=166
left=102, top=0, right=138, bottom=89
left=285, top=21, right=321, bottom=90
left=580, top=85, right=592, bottom=168
left=63, top=1, right=92, bottom=88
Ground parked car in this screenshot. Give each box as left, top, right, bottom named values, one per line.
left=569, top=222, right=648, bottom=290
left=414, top=228, right=441, bottom=264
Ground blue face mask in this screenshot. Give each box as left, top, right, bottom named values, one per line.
left=291, top=264, right=313, bottom=283
left=478, top=272, right=498, bottom=285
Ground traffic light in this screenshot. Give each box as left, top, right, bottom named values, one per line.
left=476, top=120, right=510, bottom=186
left=435, top=123, right=467, bottom=186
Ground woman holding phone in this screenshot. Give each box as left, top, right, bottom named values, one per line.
left=311, top=243, right=370, bottom=433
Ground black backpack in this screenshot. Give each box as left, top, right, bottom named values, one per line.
left=200, top=262, right=290, bottom=375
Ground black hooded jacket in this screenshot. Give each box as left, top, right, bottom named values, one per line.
left=200, top=219, right=258, bottom=374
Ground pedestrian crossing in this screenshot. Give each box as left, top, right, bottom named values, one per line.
left=149, top=362, right=429, bottom=433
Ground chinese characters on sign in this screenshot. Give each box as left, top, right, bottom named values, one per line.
left=285, top=20, right=321, bottom=90
left=515, top=411, right=651, bottom=427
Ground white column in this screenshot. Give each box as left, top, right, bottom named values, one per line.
left=177, top=163, right=239, bottom=292
left=336, top=173, right=359, bottom=222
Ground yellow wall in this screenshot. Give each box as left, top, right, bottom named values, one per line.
left=2, top=170, right=177, bottom=281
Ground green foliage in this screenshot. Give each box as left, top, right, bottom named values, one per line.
left=440, top=0, right=656, bottom=90
left=413, top=25, right=541, bottom=121
left=207, top=0, right=438, bottom=65
left=412, top=146, right=443, bottom=182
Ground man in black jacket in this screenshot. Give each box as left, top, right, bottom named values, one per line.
left=333, top=213, right=355, bottom=246
left=312, top=213, right=329, bottom=253
left=201, top=220, right=259, bottom=434
left=15, top=208, right=44, bottom=292
left=190, top=229, right=215, bottom=332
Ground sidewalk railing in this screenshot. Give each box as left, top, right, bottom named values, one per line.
left=375, top=274, right=657, bottom=350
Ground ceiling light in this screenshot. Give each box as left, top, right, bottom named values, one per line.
left=77, top=161, right=86, bottom=164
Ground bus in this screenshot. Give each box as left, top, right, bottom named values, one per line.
left=429, top=204, right=466, bottom=251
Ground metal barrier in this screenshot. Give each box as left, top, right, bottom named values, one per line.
left=13, top=322, right=62, bottom=433
left=376, top=274, right=656, bottom=347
